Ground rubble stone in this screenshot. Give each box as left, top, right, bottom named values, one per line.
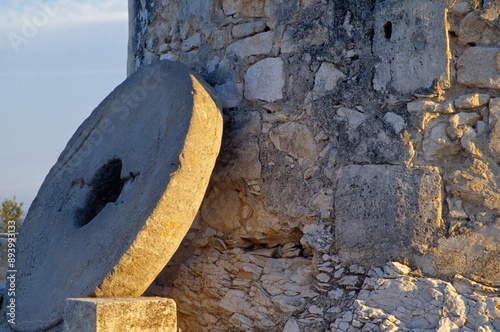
left=244, top=58, right=284, bottom=102
left=312, top=63, right=346, bottom=100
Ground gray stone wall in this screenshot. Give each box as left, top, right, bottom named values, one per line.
left=130, top=0, right=500, bottom=331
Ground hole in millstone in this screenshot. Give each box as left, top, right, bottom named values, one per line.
left=74, top=159, right=125, bottom=228
left=383, top=21, right=392, bottom=40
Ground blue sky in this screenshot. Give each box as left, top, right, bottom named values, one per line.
left=0, top=0, right=129, bottom=210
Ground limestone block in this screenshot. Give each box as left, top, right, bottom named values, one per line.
left=336, top=107, right=367, bottom=130
left=312, top=63, right=346, bottom=100
left=383, top=112, right=406, bottom=134
left=458, top=12, right=500, bottom=46
left=244, top=58, right=284, bottom=102
left=11, top=60, right=223, bottom=331
left=222, top=0, right=266, bottom=17
left=232, top=21, right=268, bottom=39
left=178, top=0, right=212, bottom=22
left=454, top=93, right=490, bottom=109
left=449, top=1, right=473, bottom=15
left=457, top=47, right=500, bottom=89
left=63, top=298, right=176, bottom=332
left=372, top=0, right=450, bottom=95
left=423, top=122, right=458, bottom=160
left=226, top=31, right=273, bottom=58
left=269, top=122, right=318, bottom=160
left=336, top=165, right=443, bottom=264
left=181, top=32, right=201, bottom=52
left=264, top=0, right=299, bottom=25
left=489, top=97, right=500, bottom=128
left=283, top=319, right=300, bottom=332
left=280, top=21, right=328, bottom=54
left=448, top=113, right=481, bottom=137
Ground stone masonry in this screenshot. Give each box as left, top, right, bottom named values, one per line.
left=49, top=0, right=500, bottom=331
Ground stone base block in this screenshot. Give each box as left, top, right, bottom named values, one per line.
left=335, top=165, right=443, bottom=265
left=63, top=298, right=176, bottom=332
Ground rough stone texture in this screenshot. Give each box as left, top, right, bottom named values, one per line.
left=336, top=165, right=443, bottom=265
left=373, top=0, right=450, bottom=95
left=214, top=81, right=243, bottom=108
left=10, top=61, right=222, bottom=331
left=335, top=262, right=500, bottom=331
left=312, top=63, right=346, bottom=100
left=454, top=93, right=490, bottom=109
left=63, top=298, right=176, bottom=332
left=244, top=58, right=284, bottom=102
left=457, top=47, right=500, bottom=89
left=75, top=0, right=500, bottom=330
left=227, top=31, right=273, bottom=58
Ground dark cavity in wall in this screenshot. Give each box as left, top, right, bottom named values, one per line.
left=384, top=21, right=392, bottom=39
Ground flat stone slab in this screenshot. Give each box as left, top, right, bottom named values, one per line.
left=10, top=60, right=223, bottom=331
left=63, top=298, right=176, bottom=332
left=335, top=165, right=443, bottom=264
left=373, top=0, right=449, bottom=95
left=457, top=47, right=500, bottom=89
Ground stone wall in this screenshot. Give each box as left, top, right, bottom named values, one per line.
left=129, top=0, right=500, bottom=331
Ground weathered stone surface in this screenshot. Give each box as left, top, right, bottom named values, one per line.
left=222, top=0, right=265, bottom=17
left=163, top=248, right=315, bottom=331
left=373, top=0, right=450, bottom=94
left=280, top=20, right=327, bottom=54
left=312, top=63, right=346, bottom=100
left=457, top=47, right=500, bottom=89
left=458, top=12, right=500, bottom=46
left=232, top=21, right=268, bottom=39
left=351, top=274, right=500, bottom=331
left=181, top=32, right=201, bottom=52
left=454, top=93, right=490, bottom=109
left=423, top=122, right=459, bottom=161
left=336, top=107, right=367, bottom=130
left=214, top=81, right=243, bottom=108
left=128, top=1, right=500, bottom=331
left=383, top=112, right=406, bottom=134
left=11, top=60, right=222, bottom=331
left=63, top=298, right=177, bottom=332
left=336, top=165, right=443, bottom=264
left=264, top=0, right=298, bottom=26
left=177, top=1, right=212, bottom=22
left=244, top=58, right=284, bottom=102
left=282, top=319, right=300, bottom=332
left=226, top=31, right=273, bottom=58
left=489, top=99, right=500, bottom=160
left=449, top=1, right=474, bottom=15
left=269, top=122, right=318, bottom=160
left=214, top=110, right=262, bottom=180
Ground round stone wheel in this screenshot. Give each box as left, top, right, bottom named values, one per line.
left=11, top=60, right=223, bottom=331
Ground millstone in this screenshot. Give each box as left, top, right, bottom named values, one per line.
left=10, top=60, right=223, bottom=331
